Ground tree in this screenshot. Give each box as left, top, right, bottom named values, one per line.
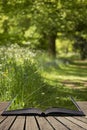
left=0, top=0, right=87, bottom=59
left=73, top=36, right=87, bottom=60
left=30, top=0, right=87, bottom=57
left=72, top=1, right=87, bottom=60
left=30, top=0, right=66, bottom=57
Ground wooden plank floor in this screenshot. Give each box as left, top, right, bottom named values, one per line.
left=0, top=102, right=87, bottom=130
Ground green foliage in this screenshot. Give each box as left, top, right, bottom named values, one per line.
left=0, top=45, right=87, bottom=110
left=38, top=53, right=87, bottom=101
left=0, top=45, right=59, bottom=108
left=73, top=36, right=87, bottom=60
left=0, top=45, right=40, bottom=100
left=56, top=39, right=73, bottom=54
left=0, top=0, right=87, bottom=57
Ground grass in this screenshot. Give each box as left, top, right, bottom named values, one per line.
left=36, top=52, right=87, bottom=101
left=0, top=45, right=87, bottom=110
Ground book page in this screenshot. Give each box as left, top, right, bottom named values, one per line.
left=5, top=95, right=79, bottom=114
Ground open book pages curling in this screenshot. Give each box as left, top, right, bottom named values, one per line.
left=2, top=96, right=85, bottom=116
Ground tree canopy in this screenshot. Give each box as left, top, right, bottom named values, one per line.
left=0, top=0, right=87, bottom=59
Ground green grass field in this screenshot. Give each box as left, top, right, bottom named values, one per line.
left=0, top=45, right=87, bottom=110
left=41, top=60, right=87, bottom=100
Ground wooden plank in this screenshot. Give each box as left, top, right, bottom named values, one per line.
left=55, top=117, right=85, bottom=130
left=26, top=116, right=39, bottom=130
left=0, top=102, right=9, bottom=124
left=36, top=116, right=53, bottom=130
left=0, top=102, right=9, bottom=114
left=46, top=117, right=68, bottom=130
left=65, top=117, right=87, bottom=129
left=77, top=102, right=87, bottom=115
left=74, top=116, right=87, bottom=124
left=0, top=116, right=7, bottom=123
left=0, top=116, right=16, bottom=130
left=0, top=102, right=87, bottom=130
left=10, top=116, right=25, bottom=130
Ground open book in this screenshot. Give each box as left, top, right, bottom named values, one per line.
left=2, top=96, right=85, bottom=116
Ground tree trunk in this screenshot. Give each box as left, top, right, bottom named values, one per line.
left=48, top=34, right=57, bottom=58
left=3, top=19, right=8, bottom=33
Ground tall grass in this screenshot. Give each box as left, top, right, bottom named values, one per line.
left=0, top=45, right=87, bottom=110
left=0, top=45, right=45, bottom=101
left=0, top=45, right=59, bottom=109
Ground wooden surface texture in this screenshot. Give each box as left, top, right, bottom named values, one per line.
left=0, top=102, right=87, bottom=130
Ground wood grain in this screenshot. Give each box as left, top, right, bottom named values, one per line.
left=36, top=116, right=53, bottom=130
left=10, top=116, right=25, bottom=130
left=26, top=116, right=39, bottom=130
left=0, top=116, right=16, bottom=130
left=0, top=102, right=87, bottom=130
left=74, top=116, right=87, bottom=124
left=65, top=117, right=87, bottom=129
left=55, top=117, right=85, bottom=130
left=46, top=116, right=68, bottom=130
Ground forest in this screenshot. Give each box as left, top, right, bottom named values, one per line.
left=0, top=0, right=87, bottom=109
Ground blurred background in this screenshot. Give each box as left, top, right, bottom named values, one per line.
left=0, top=0, right=87, bottom=109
